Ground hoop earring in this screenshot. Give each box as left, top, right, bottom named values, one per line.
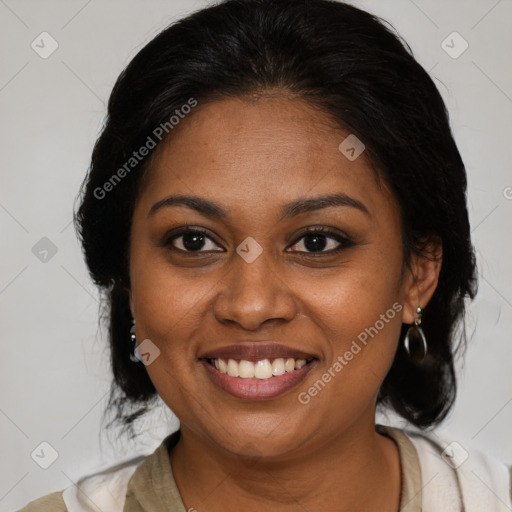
left=129, top=320, right=141, bottom=363
left=404, top=306, right=427, bottom=364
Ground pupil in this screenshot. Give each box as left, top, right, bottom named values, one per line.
left=183, top=233, right=205, bottom=251
left=304, top=234, right=326, bottom=252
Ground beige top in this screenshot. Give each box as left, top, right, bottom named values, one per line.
left=18, top=425, right=422, bottom=511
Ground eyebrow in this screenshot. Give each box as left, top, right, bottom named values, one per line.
left=147, top=193, right=370, bottom=220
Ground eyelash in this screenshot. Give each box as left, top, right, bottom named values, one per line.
left=161, top=226, right=355, bottom=256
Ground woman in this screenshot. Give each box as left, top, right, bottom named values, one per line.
left=20, top=0, right=511, bottom=510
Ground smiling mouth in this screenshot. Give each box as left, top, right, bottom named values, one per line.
left=204, top=357, right=316, bottom=380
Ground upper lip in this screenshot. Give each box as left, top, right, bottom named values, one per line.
left=199, top=343, right=316, bottom=361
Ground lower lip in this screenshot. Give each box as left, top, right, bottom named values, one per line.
left=201, top=359, right=316, bottom=400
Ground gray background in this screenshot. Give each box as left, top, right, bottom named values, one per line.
left=1, top=0, right=511, bottom=510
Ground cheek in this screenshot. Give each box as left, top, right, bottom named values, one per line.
left=129, top=254, right=209, bottom=413
left=308, top=247, right=402, bottom=329
left=301, top=244, right=404, bottom=379
left=129, top=241, right=211, bottom=361
left=131, top=266, right=206, bottom=342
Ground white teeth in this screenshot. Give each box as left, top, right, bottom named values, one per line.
left=211, top=357, right=311, bottom=380
left=227, top=359, right=239, bottom=377
left=272, top=358, right=286, bottom=376
left=239, top=360, right=255, bottom=378
left=218, top=358, right=228, bottom=373
left=254, top=359, right=273, bottom=379
left=285, top=358, right=295, bottom=372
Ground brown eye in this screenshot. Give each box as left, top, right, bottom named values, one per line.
left=287, top=228, right=355, bottom=254
left=164, top=228, right=224, bottom=253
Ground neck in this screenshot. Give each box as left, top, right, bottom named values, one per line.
left=169, top=413, right=401, bottom=512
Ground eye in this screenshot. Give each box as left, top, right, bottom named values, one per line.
left=161, top=226, right=354, bottom=255
left=287, top=227, right=354, bottom=254
left=164, top=227, right=224, bottom=253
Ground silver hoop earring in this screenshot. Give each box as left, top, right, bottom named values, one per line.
left=404, top=306, right=427, bottom=364
left=129, top=320, right=141, bottom=363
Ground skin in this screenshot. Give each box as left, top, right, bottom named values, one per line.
left=129, top=94, right=442, bottom=512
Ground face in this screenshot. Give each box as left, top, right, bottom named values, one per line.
left=129, top=95, right=420, bottom=459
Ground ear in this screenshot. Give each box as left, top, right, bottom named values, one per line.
left=401, top=237, right=442, bottom=324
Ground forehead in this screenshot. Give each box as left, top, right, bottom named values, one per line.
left=138, top=96, right=395, bottom=221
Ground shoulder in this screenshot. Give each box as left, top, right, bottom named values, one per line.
left=17, top=491, right=67, bottom=512
left=16, top=456, right=145, bottom=512
left=15, top=433, right=180, bottom=512
left=404, top=427, right=512, bottom=510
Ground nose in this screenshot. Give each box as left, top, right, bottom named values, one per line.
left=213, top=248, right=298, bottom=331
